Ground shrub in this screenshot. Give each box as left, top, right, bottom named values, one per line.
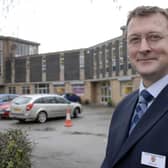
left=107, top=98, right=115, bottom=107
left=84, top=99, right=90, bottom=105
left=0, top=129, right=33, bottom=168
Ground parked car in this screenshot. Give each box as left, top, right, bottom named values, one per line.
left=0, top=94, right=18, bottom=104
left=0, top=94, right=18, bottom=118
left=10, top=94, right=82, bottom=123
left=63, top=93, right=81, bottom=103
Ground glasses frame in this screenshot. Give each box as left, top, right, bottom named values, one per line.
left=127, top=32, right=168, bottom=48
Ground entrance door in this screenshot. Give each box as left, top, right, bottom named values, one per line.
left=100, top=82, right=111, bottom=105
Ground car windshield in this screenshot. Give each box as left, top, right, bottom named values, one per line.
left=0, top=95, right=9, bottom=102
left=12, top=96, right=31, bottom=105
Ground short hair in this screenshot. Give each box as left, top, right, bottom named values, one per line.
left=126, top=6, right=168, bottom=26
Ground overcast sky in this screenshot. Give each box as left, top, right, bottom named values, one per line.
left=0, top=0, right=167, bottom=53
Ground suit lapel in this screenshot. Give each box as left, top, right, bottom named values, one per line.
left=112, top=85, right=168, bottom=168
left=108, top=91, right=138, bottom=163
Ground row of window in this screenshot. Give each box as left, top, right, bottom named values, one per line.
left=8, top=84, right=49, bottom=94
left=14, top=42, right=38, bottom=57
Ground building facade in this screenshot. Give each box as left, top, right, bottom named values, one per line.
left=0, top=31, right=140, bottom=105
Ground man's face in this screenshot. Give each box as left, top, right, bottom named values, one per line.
left=127, top=13, right=168, bottom=82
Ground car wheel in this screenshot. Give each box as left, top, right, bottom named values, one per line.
left=37, top=112, right=47, bottom=123
left=73, top=108, right=80, bottom=118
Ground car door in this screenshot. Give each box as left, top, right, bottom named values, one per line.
left=55, top=96, right=70, bottom=117
left=43, top=96, right=59, bottom=118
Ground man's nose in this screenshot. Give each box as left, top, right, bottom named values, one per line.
left=138, top=38, right=151, bottom=52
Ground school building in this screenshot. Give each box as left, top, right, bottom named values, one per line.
left=0, top=27, right=140, bottom=105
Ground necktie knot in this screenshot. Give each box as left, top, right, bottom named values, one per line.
left=139, top=90, right=153, bottom=104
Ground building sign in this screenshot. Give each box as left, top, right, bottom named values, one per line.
left=55, top=87, right=65, bottom=95
left=72, top=85, right=84, bottom=96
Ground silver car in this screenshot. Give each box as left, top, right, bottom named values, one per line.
left=10, top=94, right=82, bottom=123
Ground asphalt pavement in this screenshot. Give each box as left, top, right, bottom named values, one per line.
left=0, top=105, right=114, bottom=168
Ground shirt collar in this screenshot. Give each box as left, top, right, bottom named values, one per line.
left=139, top=74, right=168, bottom=98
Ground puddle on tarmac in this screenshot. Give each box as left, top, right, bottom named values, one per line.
left=34, top=127, right=55, bottom=131
left=64, top=131, right=106, bottom=137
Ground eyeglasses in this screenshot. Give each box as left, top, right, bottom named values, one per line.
left=127, top=33, right=168, bottom=48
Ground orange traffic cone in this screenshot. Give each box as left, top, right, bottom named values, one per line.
left=64, top=107, right=73, bottom=127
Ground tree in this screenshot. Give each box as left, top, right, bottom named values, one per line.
left=0, top=0, right=19, bottom=33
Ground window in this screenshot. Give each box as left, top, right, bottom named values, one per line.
left=112, top=47, right=116, bottom=71
left=0, top=96, right=8, bottom=102
left=56, top=97, right=68, bottom=104
left=34, top=84, right=49, bottom=94
left=8, top=87, right=16, bottom=94
left=14, top=42, right=38, bottom=57
left=119, top=41, right=124, bottom=70
left=60, top=54, right=64, bottom=65
left=42, top=57, right=46, bottom=72
left=120, top=81, right=133, bottom=97
left=35, top=97, right=56, bottom=104
left=8, top=94, right=18, bottom=101
left=80, top=51, right=84, bottom=68
left=13, top=97, right=31, bottom=105
left=22, top=86, right=30, bottom=94
left=34, top=98, right=45, bottom=104
left=46, top=97, right=57, bottom=103
left=100, top=82, right=111, bottom=105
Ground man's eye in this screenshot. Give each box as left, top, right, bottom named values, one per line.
left=148, top=35, right=162, bottom=41
left=128, top=37, right=140, bottom=44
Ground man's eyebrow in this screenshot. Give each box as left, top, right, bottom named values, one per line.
left=128, top=31, right=162, bottom=36
left=127, top=34, right=141, bottom=37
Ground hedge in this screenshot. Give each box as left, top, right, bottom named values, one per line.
left=0, top=129, right=33, bottom=168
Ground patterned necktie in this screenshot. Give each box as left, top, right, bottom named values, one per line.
left=129, top=90, right=153, bottom=135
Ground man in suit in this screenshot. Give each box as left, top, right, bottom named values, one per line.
left=101, top=6, right=168, bottom=168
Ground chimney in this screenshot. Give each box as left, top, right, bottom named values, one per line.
left=120, top=25, right=127, bottom=40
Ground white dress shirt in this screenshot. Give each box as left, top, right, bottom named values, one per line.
left=139, top=74, right=168, bottom=107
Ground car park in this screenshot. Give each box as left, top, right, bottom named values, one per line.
left=10, top=94, right=82, bottom=123
left=0, top=94, right=18, bottom=118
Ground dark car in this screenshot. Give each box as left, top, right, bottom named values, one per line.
left=0, top=94, right=18, bottom=118
left=63, top=93, right=81, bottom=103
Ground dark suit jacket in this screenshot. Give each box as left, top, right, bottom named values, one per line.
left=101, top=84, right=168, bottom=168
